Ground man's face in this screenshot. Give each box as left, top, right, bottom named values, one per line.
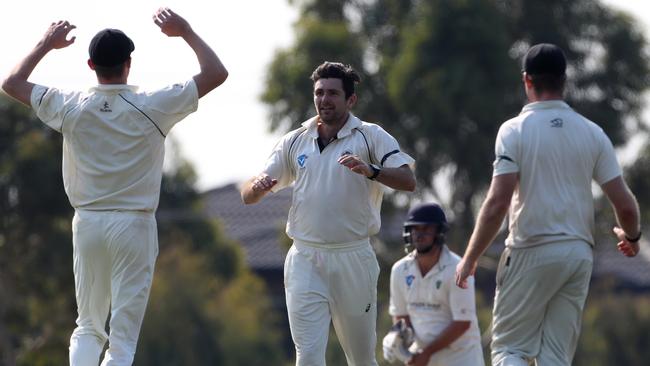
left=409, top=224, right=438, bottom=254
left=313, top=78, right=352, bottom=124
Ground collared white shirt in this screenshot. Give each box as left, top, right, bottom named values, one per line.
left=263, top=114, right=415, bottom=244
left=389, top=246, right=481, bottom=351
left=30, top=80, right=199, bottom=211
left=493, top=100, right=622, bottom=248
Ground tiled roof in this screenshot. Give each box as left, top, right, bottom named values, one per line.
left=202, top=183, right=292, bottom=270
left=593, top=238, right=650, bottom=287
left=201, top=183, right=650, bottom=289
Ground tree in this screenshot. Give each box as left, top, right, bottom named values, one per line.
left=0, top=95, right=74, bottom=366
left=261, top=0, right=649, bottom=240
left=0, top=94, right=288, bottom=365
left=575, top=293, right=650, bottom=366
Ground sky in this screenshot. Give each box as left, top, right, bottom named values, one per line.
left=1, top=0, right=298, bottom=191
left=2, top=0, right=649, bottom=191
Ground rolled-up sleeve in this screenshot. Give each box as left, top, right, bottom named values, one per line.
left=493, top=123, right=519, bottom=176
left=31, top=85, right=80, bottom=133
left=388, top=264, right=408, bottom=316
left=369, top=125, right=415, bottom=168
left=593, top=129, right=622, bottom=185
left=142, top=79, right=199, bottom=135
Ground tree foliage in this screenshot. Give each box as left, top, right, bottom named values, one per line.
left=262, top=0, right=649, bottom=233
left=575, top=293, right=650, bottom=366
left=0, top=95, right=287, bottom=365
left=0, top=95, right=73, bottom=366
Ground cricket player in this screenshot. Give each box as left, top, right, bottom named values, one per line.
left=1, top=8, right=227, bottom=365
left=386, top=203, right=484, bottom=366
left=241, top=61, right=416, bottom=366
left=455, top=43, right=641, bottom=366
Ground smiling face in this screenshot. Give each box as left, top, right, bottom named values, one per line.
left=313, top=78, right=356, bottom=125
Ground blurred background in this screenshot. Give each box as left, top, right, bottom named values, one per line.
left=2, top=0, right=650, bottom=365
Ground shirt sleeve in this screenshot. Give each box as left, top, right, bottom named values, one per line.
left=493, top=123, right=520, bottom=176
left=31, top=84, right=82, bottom=133
left=449, top=275, right=477, bottom=321
left=141, top=79, right=199, bottom=135
left=368, top=125, right=415, bottom=168
left=262, top=132, right=297, bottom=192
left=388, top=263, right=408, bottom=316
left=593, top=128, right=622, bottom=185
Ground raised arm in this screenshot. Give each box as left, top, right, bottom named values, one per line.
left=153, top=8, right=228, bottom=98
left=2, top=21, right=76, bottom=106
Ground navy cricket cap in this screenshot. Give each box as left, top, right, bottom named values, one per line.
left=522, top=43, right=566, bottom=76
left=88, top=29, right=134, bottom=67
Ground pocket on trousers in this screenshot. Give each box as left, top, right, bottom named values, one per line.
left=360, top=248, right=379, bottom=304
left=495, top=248, right=511, bottom=288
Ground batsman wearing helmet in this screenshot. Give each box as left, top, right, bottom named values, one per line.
left=386, top=203, right=484, bottom=366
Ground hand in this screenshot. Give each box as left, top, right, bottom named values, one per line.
left=407, top=351, right=430, bottom=366
left=613, top=227, right=640, bottom=257
left=251, top=174, right=277, bottom=194
left=338, top=154, right=372, bottom=177
left=41, top=21, right=76, bottom=50
left=153, top=8, right=192, bottom=37
left=455, top=257, right=477, bottom=289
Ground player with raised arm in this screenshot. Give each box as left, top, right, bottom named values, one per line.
left=2, top=8, right=227, bottom=365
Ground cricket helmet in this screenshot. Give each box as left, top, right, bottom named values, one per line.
left=402, top=203, right=448, bottom=251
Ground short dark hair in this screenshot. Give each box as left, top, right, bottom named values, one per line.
left=528, top=73, right=566, bottom=94
left=310, top=61, right=361, bottom=99
left=93, top=62, right=128, bottom=79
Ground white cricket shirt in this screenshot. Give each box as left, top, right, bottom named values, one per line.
left=389, top=245, right=482, bottom=352
left=263, top=114, right=414, bottom=244
left=493, top=100, right=622, bottom=248
left=30, top=80, right=198, bottom=211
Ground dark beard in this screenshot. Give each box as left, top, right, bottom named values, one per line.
left=416, top=243, right=435, bottom=254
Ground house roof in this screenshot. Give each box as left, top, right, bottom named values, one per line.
left=201, top=183, right=650, bottom=289
left=202, top=183, right=292, bottom=269
left=593, top=238, right=650, bottom=288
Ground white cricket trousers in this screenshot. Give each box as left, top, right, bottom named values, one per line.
left=284, top=239, right=380, bottom=366
left=69, top=210, right=158, bottom=366
left=491, top=240, right=593, bottom=366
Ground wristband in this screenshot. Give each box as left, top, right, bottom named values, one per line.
left=625, top=232, right=642, bottom=243
left=367, top=163, right=381, bottom=180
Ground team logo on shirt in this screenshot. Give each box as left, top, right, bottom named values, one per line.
left=436, top=280, right=442, bottom=289
left=297, top=154, right=308, bottom=169
left=550, top=118, right=563, bottom=128
left=100, top=101, right=112, bottom=112
left=341, top=150, right=353, bottom=157
left=405, top=275, right=415, bottom=288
